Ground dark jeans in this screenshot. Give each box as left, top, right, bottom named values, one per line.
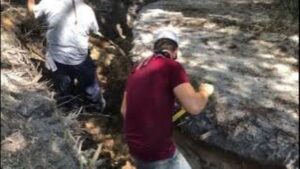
left=52, top=56, right=102, bottom=104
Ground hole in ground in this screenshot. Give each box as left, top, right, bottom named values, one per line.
left=10, top=1, right=290, bottom=168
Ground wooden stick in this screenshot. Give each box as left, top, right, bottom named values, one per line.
left=90, top=143, right=103, bottom=169
left=57, top=95, right=80, bottom=108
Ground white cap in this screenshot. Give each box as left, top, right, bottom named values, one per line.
left=154, top=30, right=179, bottom=44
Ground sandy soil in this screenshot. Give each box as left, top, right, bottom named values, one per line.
left=1, top=0, right=298, bottom=169
left=1, top=21, right=80, bottom=169
left=131, top=0, right=299, bottom=168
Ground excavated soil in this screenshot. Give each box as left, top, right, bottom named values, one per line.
left=1, top=0, right=299, bottom=169
left=1, top=17, right=80, bottom=169
left=131, top=0, right=299, bottom=169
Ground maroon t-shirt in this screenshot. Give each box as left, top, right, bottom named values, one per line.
left=124, top=54, right=189, bottom=162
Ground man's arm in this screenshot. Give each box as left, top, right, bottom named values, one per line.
left=27, top=0, right=47, bottom=18
left=27, top=0, right=36, bottom=15
left=120, top=92, right=127, bottom=118
left=174, top=83, right=214, bottom=115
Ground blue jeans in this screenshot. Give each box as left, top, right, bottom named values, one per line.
left=134, top=150, right=191, bottom=169
left=53, top=56, right=102, bottom=103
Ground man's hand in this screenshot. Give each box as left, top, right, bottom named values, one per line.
left=199, top=83, right=214, bottom=97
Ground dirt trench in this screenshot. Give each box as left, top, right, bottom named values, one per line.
left=71, top=1, right=292, bottom=169
left=1, top=0, right=296, bottom=169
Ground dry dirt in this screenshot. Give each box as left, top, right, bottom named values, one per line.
left=1, top=16, right=81, bottom=169
left=1, top=2, right=134, bottom=168
left=1, top=0, right=299, bottom=169
left=131, top=0, right=299, bottom=169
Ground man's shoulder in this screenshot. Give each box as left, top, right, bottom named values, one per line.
left=80, top=3, right=95, bottom=14
left=37, top=0, right=51, bottom=6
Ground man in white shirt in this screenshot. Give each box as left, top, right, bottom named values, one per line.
left=27, top=0, right=105, bottom=111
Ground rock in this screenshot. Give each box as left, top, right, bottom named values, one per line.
left=131, top=0, right=299, bottom=168
left=2, top=132, right=27, bottom=153
left=289, top=35, right=299, bottom=44
left=259, top=33, right=287, bottom=42
left=103, top=138, right=115, bottom=150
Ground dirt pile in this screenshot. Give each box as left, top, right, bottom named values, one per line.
left=1, top=0, right=298, bottom=168
left=1, top=9, right=81, bottom=169
left=1, top=2, right=136, bottom=168
left=131, top=0, right=299, bottom=168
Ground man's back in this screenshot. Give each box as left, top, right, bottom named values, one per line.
left=33, top=0, right=99, bottom=65
left=125, top=55, right=189, bottom=162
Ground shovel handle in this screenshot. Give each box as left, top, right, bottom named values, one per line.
left=172, top=108, right=186, bottom=122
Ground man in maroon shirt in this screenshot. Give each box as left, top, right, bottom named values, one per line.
left=121, top=30, right=214, bottom=169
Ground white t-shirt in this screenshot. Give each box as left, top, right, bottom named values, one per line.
left=33, top=0, right=99, bottom=66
